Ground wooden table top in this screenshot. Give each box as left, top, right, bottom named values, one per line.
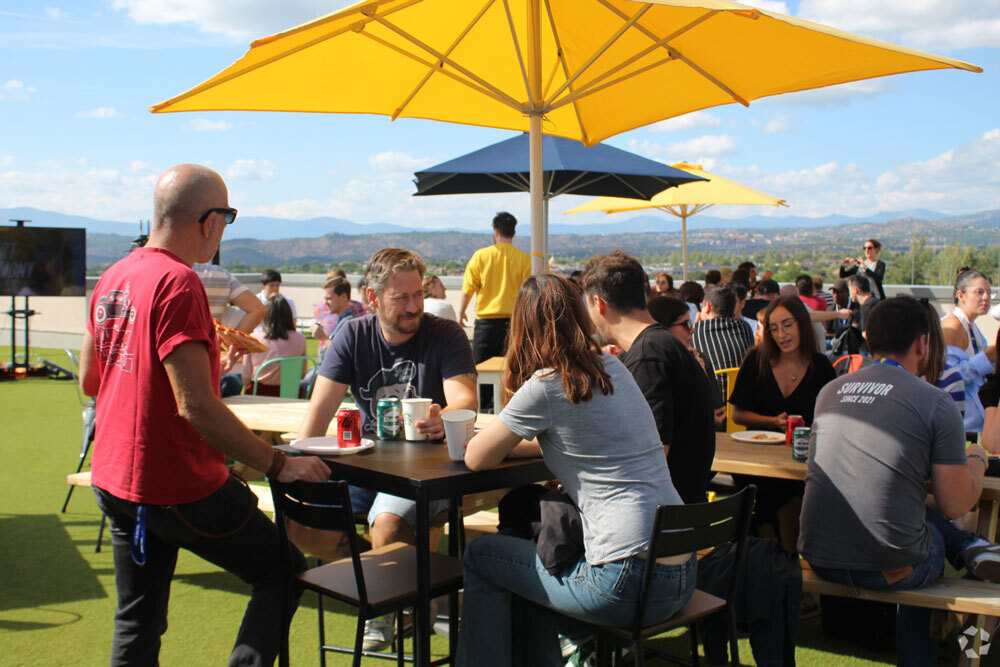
left=225, top=394, right=499, bottom=437
left=475, top=356, right=506, bottom=373
left=714, top=432, right=1000, bottom=503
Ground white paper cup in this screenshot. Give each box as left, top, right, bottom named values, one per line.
left=401, top=398, right=433, bottom=441
left=442, top=409, right=477, bottom=461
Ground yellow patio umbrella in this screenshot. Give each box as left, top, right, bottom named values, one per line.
left=565, top=162, right=787, bottom=279
left=151, top=0, right=980, bottom=275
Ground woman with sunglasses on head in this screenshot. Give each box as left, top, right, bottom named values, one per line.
left=941, top=268, right=998, bottom=440
left=648, top=295, right=726, bottom=428
left=457, top=275, right=695, bottom=667
left=839, top=238, right=886, bottom=300
left=729, top=295, right=836, bottom=553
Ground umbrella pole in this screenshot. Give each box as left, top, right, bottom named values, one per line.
left=529, top=116, right=545, bottom=275
left=681, top=206, right=689, bottom=281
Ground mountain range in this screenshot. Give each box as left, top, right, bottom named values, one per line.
left=0, top=205, right=955, bottom=239
left=3, top=206, right=999, bottom=269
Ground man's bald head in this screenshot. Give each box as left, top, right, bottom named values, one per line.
left=152, top=164, right=227, bottom=231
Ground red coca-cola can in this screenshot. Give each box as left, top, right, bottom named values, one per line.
left=785, top=414, right=805, bottom=446
left=337, top=408, right=362, bottom=448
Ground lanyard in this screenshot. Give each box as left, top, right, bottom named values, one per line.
left=874, top=358, right=904, bottom=370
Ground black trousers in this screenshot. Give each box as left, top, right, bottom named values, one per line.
left=473, top=318, right=511, bottom=412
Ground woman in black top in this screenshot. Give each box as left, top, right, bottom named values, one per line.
left=730, top=295, right=836, bottom=553
left=839, top=238, right=886, bottom=300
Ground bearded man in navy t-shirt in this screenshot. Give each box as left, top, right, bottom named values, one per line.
left=300, top=247, right=478, bottom=650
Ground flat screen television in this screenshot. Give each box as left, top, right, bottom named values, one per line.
left=0, top=226, right=86, bottom=297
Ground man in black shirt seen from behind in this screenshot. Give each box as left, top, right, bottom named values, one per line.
left=582, top=250, right=716, bottom=503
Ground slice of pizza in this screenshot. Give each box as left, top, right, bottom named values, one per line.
left=213, top=319, right=268, bottom=354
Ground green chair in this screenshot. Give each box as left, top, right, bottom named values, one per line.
left=252, top=356, right=317, bottom=399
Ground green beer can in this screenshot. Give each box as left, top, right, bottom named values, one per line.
left=376, top=397, right=402, bottom=440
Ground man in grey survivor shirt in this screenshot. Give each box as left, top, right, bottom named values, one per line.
left=799, top=296, right=1000, bottom=667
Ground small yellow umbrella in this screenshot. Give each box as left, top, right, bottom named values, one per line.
left=151, top=0, right=980, bottom=277
left=565, top=162, right=787, bottom=279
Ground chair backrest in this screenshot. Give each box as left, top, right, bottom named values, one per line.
left=253, top=356, right=317, bottom=399
left=634, top=485, right=757, bottom=632
left=269, top=479, right=371, bottom=604
left=713, top=367, right=745, bottom=434
left=64, top=348, right=93, bottom=406
left=832, top=354, right=864, bottom=375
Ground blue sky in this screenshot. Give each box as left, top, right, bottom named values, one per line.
left=2, top=0, right=999, bottom=232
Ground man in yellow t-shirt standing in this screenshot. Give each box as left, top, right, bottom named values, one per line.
left=459, top=211, right=531, bottom=408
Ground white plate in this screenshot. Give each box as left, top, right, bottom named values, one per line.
left=289, top=437, right=375, bottom=455
left=730, top=430, right=786, bottom=444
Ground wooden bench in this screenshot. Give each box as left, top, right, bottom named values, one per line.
left=801, top=563, right=1000, bottom=665
left=801, top=567, right=1000, bottom=616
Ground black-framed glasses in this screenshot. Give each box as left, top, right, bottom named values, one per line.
left=198, top=207, right=238, bottom=224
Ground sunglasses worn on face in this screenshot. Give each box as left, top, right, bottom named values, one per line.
left=673, top=319, right=693, bottom=330
left=198, top=207, right=238, bottom=224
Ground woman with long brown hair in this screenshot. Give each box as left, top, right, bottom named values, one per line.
left=457, top=274, right=695, bottom=667
left=729, top=294, right=836, bottom=555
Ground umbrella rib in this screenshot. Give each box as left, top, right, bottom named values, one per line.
left=365, top=12, right=523, bottom=112
left=549, top=53, right=679, bottom=113
left=357, top=30, right=520, bottom=112
left=595, top=2, right=750, bottom=106
left=610, top=173, right=655, bottom=199
left=501, top=0, right=536, bottom=110
left=542, top=0, right=588, bottom=144
left=487, top=173, right=530, bottom=191
left=542, top=5, right=651, bottom=109
left=391, top=0, right=497, bottom=120
left=547, top=9, right=716, bottom=111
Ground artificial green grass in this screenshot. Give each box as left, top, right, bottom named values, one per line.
left=0, top=346, right=911, bottom=666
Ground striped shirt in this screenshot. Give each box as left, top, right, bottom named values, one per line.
left=193, top=263, right=250, bottom=319
left=693, top=317, right=755, bottom=394
left=938, top=366, right=966, bottom=419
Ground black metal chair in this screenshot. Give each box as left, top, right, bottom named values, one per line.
left=550, top=485, right=756, bottom=667
left=270, top=479, right=464, bottom=667
left=60, top=348, right=107, bottom=552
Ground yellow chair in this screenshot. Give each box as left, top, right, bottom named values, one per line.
left=714, top=367, right=745, bottom=434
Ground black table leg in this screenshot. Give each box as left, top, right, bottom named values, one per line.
left=415, top=491, right=431, bottom=667
left=448, top=496, right=461, bottom=661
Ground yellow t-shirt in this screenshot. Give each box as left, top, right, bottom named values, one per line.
left=462, top=242, right=531, bottom=319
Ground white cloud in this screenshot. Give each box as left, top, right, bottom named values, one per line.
left=628, top=134, right=737, bottom=162
left=129, top=160, right=156, bottom=173
left=757, top=80, right=894, bottom=108
left=76, top=106, right=123, bottom=119
left=110, top=0, right=353, bottom=40
left=706, top=127, right=1000, bottom=218
left=762, top=116, right=793, bottom=134
left=0, top=155, right=13, bottom=167
left=226, top=158, right=275, bottom=182
left=0, top=79, right=35, bottom=102
left=798, top=0, right=1000, bottom=51
left=740, top=1, right=790, bottom=14
left=0, top=160, right=159, bottom=220
left=368, top=151, right=434, bottom=174
left=44, top=7, right=68, bottom=20
left=187, top=118, right=232, bottom=132
left=648, top=111, right=722, bottom=133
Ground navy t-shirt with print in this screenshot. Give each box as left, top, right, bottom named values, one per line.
left=318, top=313, right=477, bottom=435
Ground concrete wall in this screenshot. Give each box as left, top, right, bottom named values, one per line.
left=4, top=275, right=992, bottom=353
left=2, top=274, right=474, bottom=352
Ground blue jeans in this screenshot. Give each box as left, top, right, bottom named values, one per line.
left=93, top=474, right=306, bottom=666
left=456, top=533, right=697, bottom=667
left=811, top=508, right=977, bottom=667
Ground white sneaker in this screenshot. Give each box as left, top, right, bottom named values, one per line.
left=362, top=614, right=396, bottom=652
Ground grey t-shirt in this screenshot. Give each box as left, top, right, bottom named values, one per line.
left=499, top=353, right=682, bottom=565
left=798, top=362, right=967, bottom=570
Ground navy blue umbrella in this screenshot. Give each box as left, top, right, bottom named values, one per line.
left=414, top=133, right=704, bottom=200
